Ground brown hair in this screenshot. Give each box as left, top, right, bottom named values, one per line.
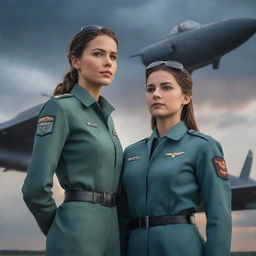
left=53, top=27, right=118, bottom=96
left=146, top=65, right=199, bottom=131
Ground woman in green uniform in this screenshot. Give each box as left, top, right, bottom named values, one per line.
left=118, top=61, right=232, bottom=256
left=22, top=25, right=123, bottom=256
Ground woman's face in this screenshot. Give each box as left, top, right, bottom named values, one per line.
left=72, top=35, right=118, bottom=87
left=146, top=70, right=190, bottom=121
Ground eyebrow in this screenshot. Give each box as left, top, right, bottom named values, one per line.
left=146, top=82, right=175, bottom=87
left=91, top=48, right=118, bottom=55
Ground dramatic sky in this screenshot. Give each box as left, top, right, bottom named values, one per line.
left=0, top=0, right=256, bottom=251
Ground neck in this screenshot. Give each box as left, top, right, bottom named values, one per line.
left=78, top=78, right=102, bottom=101
left=156, top=116, right=181, bottom=137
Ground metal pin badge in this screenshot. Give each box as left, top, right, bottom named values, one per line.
left=86, top=121, right=98, bottom=128
left=112, top=130, right=119, bottom=139
left=165, top=152, right=185, bottom=158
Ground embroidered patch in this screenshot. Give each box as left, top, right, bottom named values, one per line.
left=86, top=121, right=98, bottom=128
left=165, top=152, right=185, bottom=158
left=128, top=156, right=140, bottom=162
left=36, top=116, right=55, bottom=137
left=212, top=156, right=229, bottom=180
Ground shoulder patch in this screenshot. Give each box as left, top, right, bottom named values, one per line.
left=187, top=129, right=210, bottom=141
left=52, top=93, right=73, bottom=99
left=212, top=156, right=229, bottom=180
left=36, top=115, right=56, bottom=137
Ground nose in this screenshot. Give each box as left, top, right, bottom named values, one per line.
left=103, top=55, right=112, bottom=67
left=153, top=87, right=161, bottom=99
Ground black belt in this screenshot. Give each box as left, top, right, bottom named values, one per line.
left=130, top=214, right=195, bottom=230
left=64, top=190, right=117, bottom=207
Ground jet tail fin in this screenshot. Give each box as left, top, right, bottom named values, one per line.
left=130, top=53, right=141, bottom=58
left=239, top=150, right=253, bottom=180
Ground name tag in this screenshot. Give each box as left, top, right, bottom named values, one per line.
left=128, top=156, right=140, bottom=162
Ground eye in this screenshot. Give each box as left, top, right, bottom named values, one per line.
left=110, top=55, right=117, bottom=61
left=147, top=87, right=155, bottom=93
left=93, top=51, right=102, bottom=57
left=162, top=84, right=173, bottom=90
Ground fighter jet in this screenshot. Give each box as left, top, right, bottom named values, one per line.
left=0, top=106, right=256, bottom=211
left=131, top=18, right=256, bottom=72
left=0, top=104, right=43, bottom=172
left=1, top=17, right=256, bottom=211
left=230, top=150, right=256, bottom=211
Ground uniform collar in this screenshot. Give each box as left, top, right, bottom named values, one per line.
left=71, top=84, right=96, bottom=107
left=98, top=95, right=115, bottom=114
left=146, top=120, right=188, bottom=144
left=146, top=121, right=187, bottom=155
left=146, top=129, right=159, bottom=156
left=71, top=84, right=114, bottom=116
left=165, top=121, right=188, bottom=141
left=97, top=95, right=115, bottom=120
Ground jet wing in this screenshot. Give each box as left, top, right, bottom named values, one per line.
left=0, top=104, right=44, bottom=142
left=196, top=184, right=256, bottom=212
left=231, top=184, right=256, bottom=211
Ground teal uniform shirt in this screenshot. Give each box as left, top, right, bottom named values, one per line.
left=22, top=84, right=123, bottom=256
left=118, top=121, right=231, bottom=256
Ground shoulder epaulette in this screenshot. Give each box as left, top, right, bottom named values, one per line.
left=187, top=129, right=210, bottom=141
left=52, top=93, right=73, bottom=99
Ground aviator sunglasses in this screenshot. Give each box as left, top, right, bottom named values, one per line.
left=80, top=25, right=104, bottom=32
left=146, top=60, right=184, bottom=71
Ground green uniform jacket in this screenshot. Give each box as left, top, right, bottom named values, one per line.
left=22, top=84, right=123, bottom=256
left=118, top=121, right=231, bottom=256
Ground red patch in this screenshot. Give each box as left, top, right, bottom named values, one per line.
left=212, top=156, right=229, bottom=180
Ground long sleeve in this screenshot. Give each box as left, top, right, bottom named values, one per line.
left=22, top=99, right=69, bottom=236
left=195, top=139, right=232, bottom=256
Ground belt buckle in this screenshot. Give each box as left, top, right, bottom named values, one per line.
left=188, top=215, right=195, bottom=224
left=92, top=192, right=97, bottom=204
left=102, top=192, right=115, bottom=207
left=139, top=216, right=149, bottom=229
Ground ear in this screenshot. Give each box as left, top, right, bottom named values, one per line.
left=182, top=94, right=191, bottom=105
left=70, top=55, right=80, bottom=70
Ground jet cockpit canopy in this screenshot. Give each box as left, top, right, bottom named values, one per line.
left=169, top=20, right=201, bottom=35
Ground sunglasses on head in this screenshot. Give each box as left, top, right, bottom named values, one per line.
left=146, top=60, right=184, bottom=71
left=80, top=25, right=104, bottom=32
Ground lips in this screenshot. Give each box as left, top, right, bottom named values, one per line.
left=151, top=102, right=164, bottom=108
left=100, top=71, right=112, bottom=76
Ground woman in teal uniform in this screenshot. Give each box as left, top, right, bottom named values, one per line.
left=118, top=61, right=232, bottom=256
left=22, top=25, right=123, bottom=256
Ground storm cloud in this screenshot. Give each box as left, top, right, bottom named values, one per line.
left=0, top=0, right=256, bottom=119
